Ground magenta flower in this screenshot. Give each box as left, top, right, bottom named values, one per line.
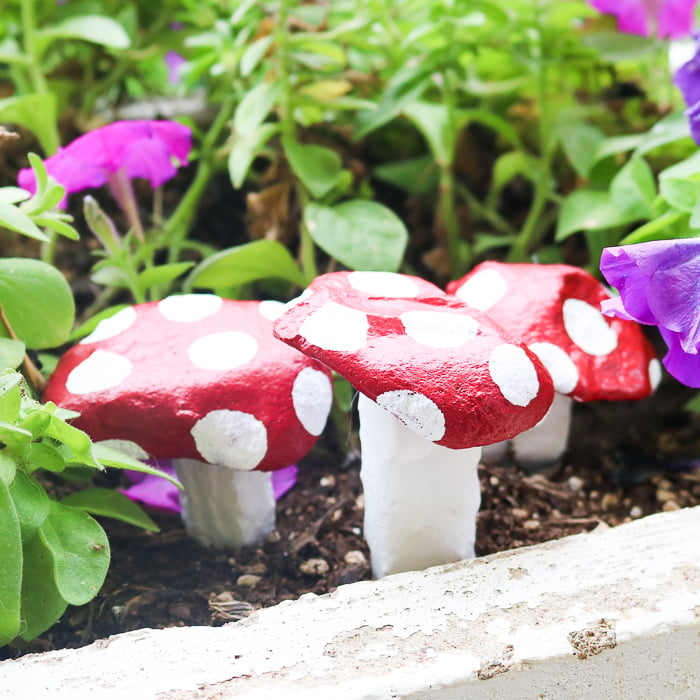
left=18, top=120, right=191, bottom=200
left=121, top=462, right=299, bottom=515
left=600, top=239, right=700, bottom=387
left=164, top=51, right=186, bottom=85
left=589, top=0, right=699, bottom=39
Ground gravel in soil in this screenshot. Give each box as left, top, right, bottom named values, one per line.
left=3, top=375, right=700, bottom=660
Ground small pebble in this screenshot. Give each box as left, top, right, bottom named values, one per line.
left=320, top=475, right=336, bottom=488
left=343, top=550, right=367, bottom=566
left=489, top=476, right=499, bottom=486
left=568, top=476, right=585, bottom=493
left=656, top=489, right=677, bottom=503
left=629, top=505, right=643, bottom=518
left=355, top=493, right=365, bottom=510
left=243, top=562, right=267, bottom=575
left=662, top=500, right=681, bottom=512
left=266, top=530, right=281, bottom=543
left=237, top=574, right=261, bottom=587
left=511, top=508, right=530, bottom=520
left=523, top=519, right=541, bottom=531
left=601, top=493, right=619, bottom=510
left=300, top=558, right=330, bottom=576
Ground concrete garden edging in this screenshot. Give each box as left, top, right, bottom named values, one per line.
left=2, top=506, right=699, bottom=699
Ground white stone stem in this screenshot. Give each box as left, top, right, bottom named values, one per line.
left=357, top=393, right=482, bottom=578
left=172, top=459, right=275, bottom=549
left=510, top=393, right=573, bottom=468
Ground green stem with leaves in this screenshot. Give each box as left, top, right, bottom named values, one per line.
left=507, top=7, right=554, bottom=262
left=163, top=98, right=236, bottom=262
left=275, top=0, right=318, bottom=282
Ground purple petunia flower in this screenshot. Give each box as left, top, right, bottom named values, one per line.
left=589, top=0, right=699, bottom=39
left=121, top=462, right=299, bottom=514
left=164, top=51, right=186, bottom=86
left=674, top=34, right=700, bottom=144
left=600, top=239, right=700, bottom=387
left=18, top=120, right=192, bottom=206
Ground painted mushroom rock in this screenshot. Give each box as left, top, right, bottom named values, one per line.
left=42, top=294, right=333, bottom=548
left=448, top=262, right=660, bottom=467
left=273, top=270, right=555, bottom=577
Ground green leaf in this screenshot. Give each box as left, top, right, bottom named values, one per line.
left=660, top=178, right=700, bottom=213
left=0, top=374, right=21, bottom=423
left=0, top=201, right=48, bottom=241
left=0, top=187, right=30, bottom=205
left=240, top=35, right=273, bottom=77
left=229, top=123, right=280, bottom=188
left=556, top=190, right=642, bottom=241
left=0, top=94, right=59, bottom=155
left=19, top=532, right=68, bottom=641
left=0, top=258, right=75, bottom=349
left=403, top=101, right=454, bottom=166
left=89, top=443, right=181, bottom=486
left=304, top=200, right=408, bottom=271
left=233, top=81, right=282, bottom=137
left=44, top=415, right=99, bottom=469
left=557, top=121, right=606, bottom=178
left=137, top=262, right=194, bottom=292
left=40, top=502, right=110, bottom=606
left=186, top=239, right=307, bottom=291
left=9, top=470, right=50, bottom=542
left=23, top=441, right=67, bottom=473
left=373, top=156, right=437, bottom=195
left=0, top=453, right=16, bottom=485
left=610, top=156, right=656, bottom=219
left=37, top=15, right=131, bottom=50
left=282, top=138, right=342, bottom=198
left=62, top=488, right=159, bottom=531
left=0, top=478, right=22, bottom=645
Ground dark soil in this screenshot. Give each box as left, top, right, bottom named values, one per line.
left=3, top=369, right=699, bottom=660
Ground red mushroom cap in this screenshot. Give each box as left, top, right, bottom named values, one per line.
left=273, top=271, right=555, bottom=449
left=447, top=262, right=660, bottom=402
left=43, top=295, right=333, bottom=471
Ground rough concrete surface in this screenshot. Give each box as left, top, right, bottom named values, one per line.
left=2, top=507, right=699, bottom=700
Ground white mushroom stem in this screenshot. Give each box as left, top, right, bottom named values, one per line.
left=357, top=393, right=482, bottom=579
left=172, top=459, right=275, bottom=549
left=509, top=393, right=573, bottom=468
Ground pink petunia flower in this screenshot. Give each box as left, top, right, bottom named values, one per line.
left=18, top=119, right=191, bottom=208
left=589, top=0, right=699, bottom=39
left=121, top=462, right=299, bottom=515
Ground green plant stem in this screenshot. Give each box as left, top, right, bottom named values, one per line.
left=20, top=0, right=48, bottom=94
left=507, top=9, right=553, bottom=263
left=163, top=99, right=236, bottom=262
left=454, top=182, right=517, bottom=238
left=274, top=0, right=317, bottom=281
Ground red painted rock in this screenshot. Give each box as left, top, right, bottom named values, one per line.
left=273, top=271, right=555, bottom=449
left=447, top=262, right=660, bottom=401
left=43, top=295, right=333, bottom=472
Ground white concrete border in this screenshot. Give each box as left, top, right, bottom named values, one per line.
left=2, top=506, right=700, bottom=699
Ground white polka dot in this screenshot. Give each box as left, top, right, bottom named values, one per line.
left=649, top=358, right=662, bottom=390
left=488, top=344, right=540, bottom=407
left=187, top=331, right=258, bottom=370
left=347, top=271, right=420, bottom=298
left=158, top=294, right=223, bottom=322
left=258, top=300, right=286, bottom=321
left=299, top=302, right=369, bottom=352
left=81, top=307, right=137, bottom=344
left=191, top=409, right=267, bottom=470
left=375, top=390, right=445, bottom=441
left=66, top=350, right=132, bottom=395
left=528, top=342, right=579, bottom=394
left=401, top=310, right=479, bottom=349
left=454, top=269, right=508, bottom=311
left=292, top=367, right=333, bottom=436
left=562, top=298, right=618, bottom=356
left=96, top=439, right=149, bottom=460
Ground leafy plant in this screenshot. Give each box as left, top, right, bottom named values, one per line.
left=0, top=369, right=174, bottom=646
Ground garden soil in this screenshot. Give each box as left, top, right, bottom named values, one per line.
left=2, top=369, right=699, bottom=659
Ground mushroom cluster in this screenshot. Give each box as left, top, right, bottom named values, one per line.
left=448, top=262, right=660, bottom=466
left=43, top=294, right=333, bottom=548
left=274, top=271, right=555, bottom=577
